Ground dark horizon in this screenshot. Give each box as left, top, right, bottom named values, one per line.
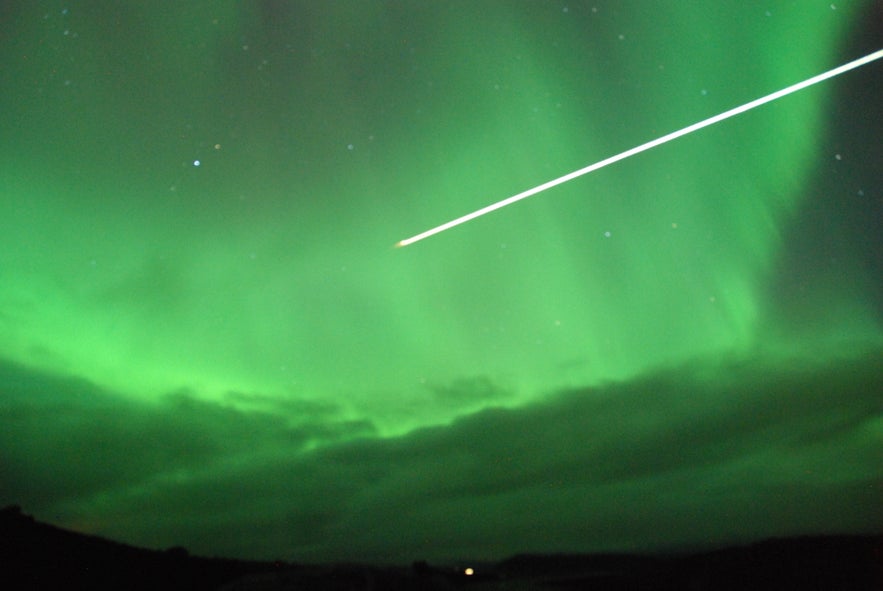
left=4, top=505, right=881, bottom=590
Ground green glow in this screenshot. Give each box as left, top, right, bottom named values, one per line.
left=397, top=49, right=883, bottom=247
left=1, top=1, right=880, bottom=562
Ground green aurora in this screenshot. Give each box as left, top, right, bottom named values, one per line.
left=1, top=1, right=880, bottom=563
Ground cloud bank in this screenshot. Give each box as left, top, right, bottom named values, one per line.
left=2, top=346, right=880, bottom=563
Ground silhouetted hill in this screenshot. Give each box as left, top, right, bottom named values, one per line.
left=0, top=505, right=282, bottom=591
left=675, top=534, right=883, bottom=591
left=2, top=505, right=880, bottom=590
left=497, top=535, right=883, bottom=590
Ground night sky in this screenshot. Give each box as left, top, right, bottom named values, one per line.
left=1, top=1, right=881, bottom=564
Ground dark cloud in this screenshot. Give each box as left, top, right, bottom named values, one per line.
left=0, top=358, right=374, bottom=513
left=296, top=349, right=882, bottom=561
left=424, top=375, right=511, bottom=405
left=2, top=349, right=880, bottom=562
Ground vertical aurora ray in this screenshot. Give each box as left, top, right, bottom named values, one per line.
left=0, top=1, right=878, bottom=431
left=396, top=49, right=883, bottom=247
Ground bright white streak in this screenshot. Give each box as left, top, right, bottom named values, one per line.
left=396, top=48, right=883, bottom=248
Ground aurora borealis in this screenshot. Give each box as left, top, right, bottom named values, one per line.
left=1, top=0, right=881, bottom=564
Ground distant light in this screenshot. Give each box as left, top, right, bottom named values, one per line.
left=464, top=567, right=474, bottom=576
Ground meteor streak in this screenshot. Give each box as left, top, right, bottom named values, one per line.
left=395, top=48, right=883, bottom=248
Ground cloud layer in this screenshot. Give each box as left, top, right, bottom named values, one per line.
left=2, top=347, right=880, bottom=563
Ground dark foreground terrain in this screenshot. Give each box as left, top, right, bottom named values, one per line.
left=2, top=505, right=880, bottom=590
